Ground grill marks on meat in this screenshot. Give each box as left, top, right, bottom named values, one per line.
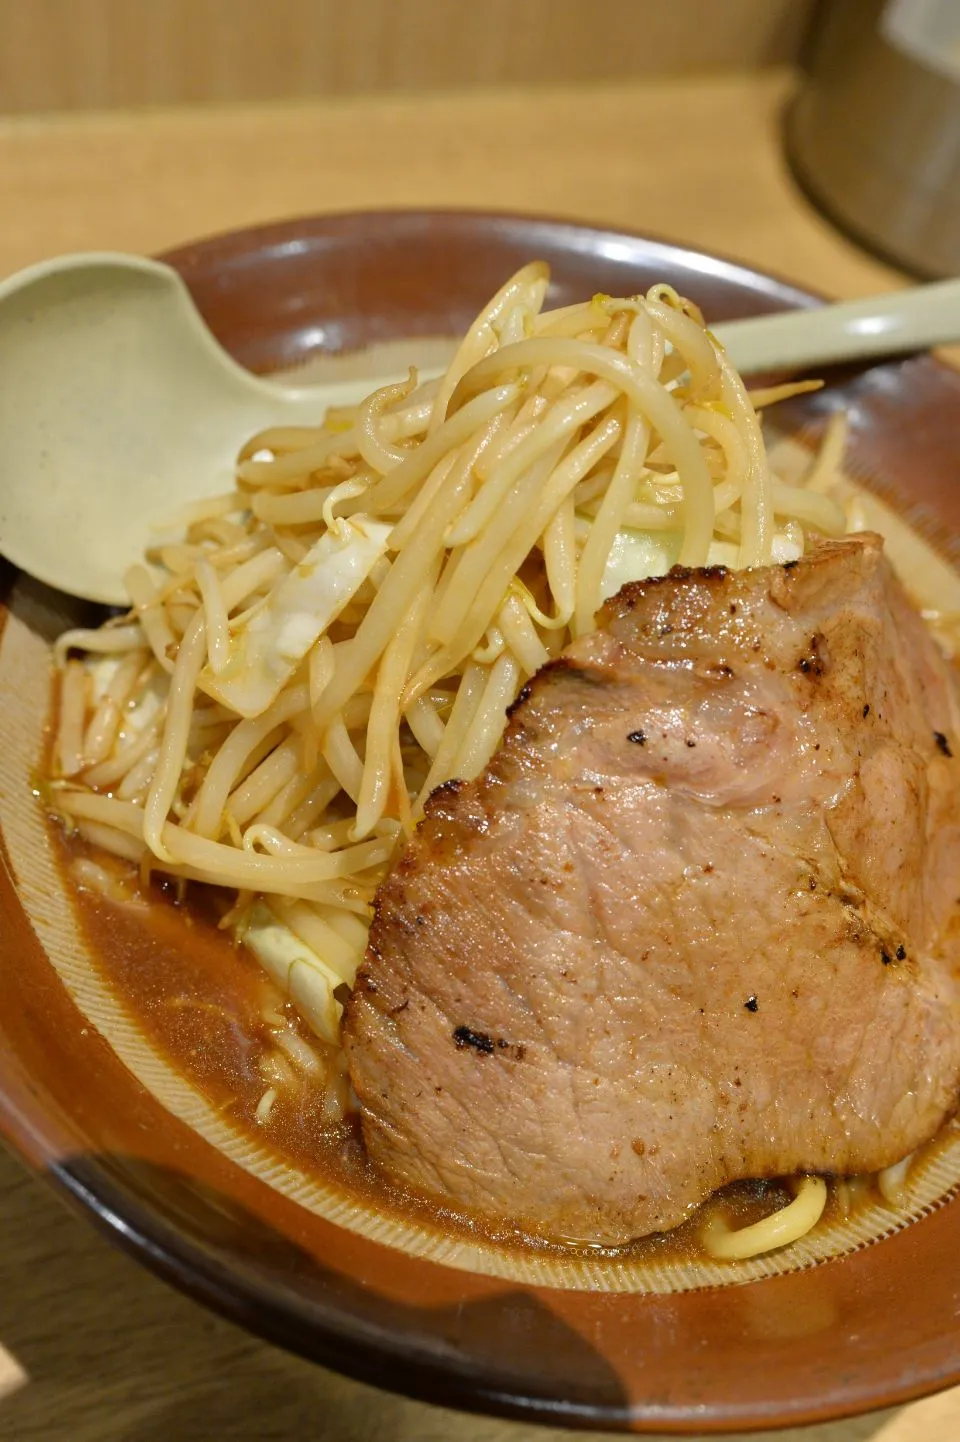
left=343, top=536, right=960, bottom=1246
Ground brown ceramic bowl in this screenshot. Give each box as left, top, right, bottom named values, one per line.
left=2, top=210, right=960, bottom=1435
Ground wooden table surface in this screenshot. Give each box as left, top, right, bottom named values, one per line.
left=1, top=68, right=958, bottom=1442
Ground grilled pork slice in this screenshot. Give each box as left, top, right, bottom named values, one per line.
left=343, top=536, right=960, bottom=1246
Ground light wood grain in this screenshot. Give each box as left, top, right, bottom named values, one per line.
left=0, top=71, right=908, bottom=296
left=0, top=67, right=958, bottom=1441
left=0, top=0, right=813, bottom=113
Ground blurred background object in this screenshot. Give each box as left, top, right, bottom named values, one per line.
left=0, top=0, right=811, bottom=112
left=788, top=0, right=960, bottom=279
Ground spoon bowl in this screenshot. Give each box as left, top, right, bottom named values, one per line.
left=0, top=250, right=958, bottom=605
left=0, top=254, right=397, bottom=605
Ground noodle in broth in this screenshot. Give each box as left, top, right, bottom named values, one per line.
left=48, top=264, right=895, bottom=1261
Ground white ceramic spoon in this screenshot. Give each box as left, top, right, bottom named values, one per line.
left=0, top=252, right=957, bottom=606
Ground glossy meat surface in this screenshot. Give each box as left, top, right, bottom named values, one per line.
left=344, top=536, right=960, bottom=1245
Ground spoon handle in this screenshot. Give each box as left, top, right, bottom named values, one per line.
left=713, top=278, right=960, bottom=375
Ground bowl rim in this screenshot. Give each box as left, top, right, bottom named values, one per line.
left=3, top=206, right=960, bottom=1436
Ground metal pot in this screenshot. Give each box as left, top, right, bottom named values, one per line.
left=787, top=0, right=960, bottom=278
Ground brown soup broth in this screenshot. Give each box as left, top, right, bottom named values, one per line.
left=49, top=816, right=926, bottom=1269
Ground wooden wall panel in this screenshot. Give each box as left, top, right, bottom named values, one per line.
left=0, top=0, right=813, bottom=114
